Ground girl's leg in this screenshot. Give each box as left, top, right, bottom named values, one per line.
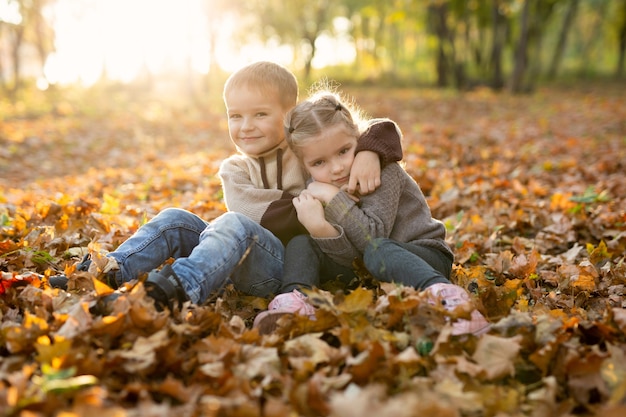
left=171, top=212, right=284, bottom=304
left=363, top=238, right=451, bottom=290
left=281, top=235, right=323, bottom=292
left=109, top=208, right=209, bottom=285
left=254, top=235, right=356, bottom=334
left=365, top=238, right=489, bottom=336
left=281, top=235, right=356, bottom=293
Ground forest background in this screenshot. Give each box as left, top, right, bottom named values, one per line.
left=1, top=0, right=626, bottom=416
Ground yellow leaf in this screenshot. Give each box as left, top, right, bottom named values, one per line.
left=337, top=286, right=373, bottom=313
left=570, top=273, right=596, bottom=292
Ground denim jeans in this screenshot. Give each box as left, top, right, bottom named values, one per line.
left=281, top=235, right=357, bottom=293
left=108, top=208, right=284, bottom=304
left=363, top=237, right=452, bottom=290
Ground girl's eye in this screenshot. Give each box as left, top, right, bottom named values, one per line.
left=229, top=114, right=241, bottom=119
left=311, top=160, right=324, bottom=167
left=256, top=112, right=267, bottom=117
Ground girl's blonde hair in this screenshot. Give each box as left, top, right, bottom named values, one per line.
left=285, top=89, right=366, bottom=158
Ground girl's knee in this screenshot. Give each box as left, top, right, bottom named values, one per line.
left=364, top=238, right=392, bottom=257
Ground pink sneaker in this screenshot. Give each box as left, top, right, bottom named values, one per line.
left=426, top=283, right=490, bottom=336
left=253, top=290, right=316, bottom=335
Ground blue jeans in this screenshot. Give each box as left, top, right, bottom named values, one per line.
left=108, top=208, right=283, bottom=304
left=363, top=238, right=452, bottom=290
left=281, top=235, right=357, bottom=293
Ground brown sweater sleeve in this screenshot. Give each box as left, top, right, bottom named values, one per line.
left=355, top=119, right=403, bottom=166
left=260, top=191, right=309, bottom=246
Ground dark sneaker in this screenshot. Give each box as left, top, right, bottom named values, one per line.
left=144, top=264, right=188, bottom=311
left=49, top=253, right=119, bottom=290
left=48, top=253, right=92, bottom=289
left=76, top=253, right=92, bottom=271
left=89, top=292, right=122, bottom=316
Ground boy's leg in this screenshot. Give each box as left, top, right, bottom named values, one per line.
left=108, top=208, right=209, bottom=285
left=363, top=238, right=451, bottom=290
left=171, top=212, right=284, bottom=304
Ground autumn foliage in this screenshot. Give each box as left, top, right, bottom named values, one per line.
left=1, top=84, right=625, bottom=416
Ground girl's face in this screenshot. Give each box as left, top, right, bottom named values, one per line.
left=298, top=124, right=358, bottom=187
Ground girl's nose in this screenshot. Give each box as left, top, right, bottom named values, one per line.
left=331, top=160, right=343, bottom=173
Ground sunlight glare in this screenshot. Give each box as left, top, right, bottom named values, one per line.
left=47, top=0, right=213, bottom=85
left=40, top=0, right=352, bottom=86
left=0, top=0, right=21, bottom=25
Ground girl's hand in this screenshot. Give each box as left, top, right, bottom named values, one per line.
left=348, top=150, right=381, bottom=195
left=293, top=191, right=339, bottom=238
left=306, top=181, right=341, bottom=204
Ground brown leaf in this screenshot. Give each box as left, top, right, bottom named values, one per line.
left=472, top=334, right=523, bottom=380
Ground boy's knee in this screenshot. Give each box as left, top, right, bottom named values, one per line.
left=156, top=207, right=191, bottom=222
left=212, top=212, right=259, bottom=239
left=218, top=212, right=252, bottom=228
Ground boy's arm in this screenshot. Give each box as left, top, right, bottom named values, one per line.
left=355, top=118, right=403, bottom=166
left=261, top=196, right=308, bottom=245
left=349, top=118, right=403, bottom=195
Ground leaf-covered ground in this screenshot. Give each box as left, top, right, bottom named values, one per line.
left=1, top=83, right=625, bottom=417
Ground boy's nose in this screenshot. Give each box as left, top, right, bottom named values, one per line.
left=241, top=117, right=254, bottom=130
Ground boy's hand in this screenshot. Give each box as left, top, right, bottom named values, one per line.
left=293, top=191, right=339, bottom=238
left=348, top=150, right=381, bottom=195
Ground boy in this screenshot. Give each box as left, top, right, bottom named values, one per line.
left=50, top=61, right=403, bottom=310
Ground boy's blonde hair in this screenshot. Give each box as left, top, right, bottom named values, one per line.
left=284, top=89, right=365, bottom=158
left=223, top=61, right=298, bottom=110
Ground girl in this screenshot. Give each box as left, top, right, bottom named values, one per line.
left=253, top=90, right=490, bottom=336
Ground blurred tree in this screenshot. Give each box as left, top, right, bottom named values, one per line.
left=614, top=0, right=626, bottom=77
left=547, top=0, right=579, bottom=79
left=0, top=0, right=54, bottom=98
left=489, top=0, right=509, bottom=90
left=251, top=0, right=338, bottom=80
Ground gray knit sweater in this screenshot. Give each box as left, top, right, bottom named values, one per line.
left=314, top=162, right=454, bottom=267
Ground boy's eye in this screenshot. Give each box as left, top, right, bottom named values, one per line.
left=229, top=114, right=241, bottom=119
left=256, top=112, right=267, bottom=117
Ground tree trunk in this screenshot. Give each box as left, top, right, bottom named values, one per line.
left=429, top=3, right=450, bottom=88
left=9, top=24, right=25, bottom=98
left=0, top=23, right=6, bottom=92
left=616, top=2, right=626, bottom=78
left=548, top=0, right=579, bottom=79
left=490, top=0, right=505, bottom=90
left=510, top=0, right=531, bottom=93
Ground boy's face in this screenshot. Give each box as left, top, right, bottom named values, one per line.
left=298, top=124, right=358, bottom=188
left=225, top=86, right=287, bottom=156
